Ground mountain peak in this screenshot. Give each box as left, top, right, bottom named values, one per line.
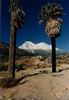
left=36, top=42, right=51, bottom=50
left=19, top=41, right=36, bottom=50
left=18, top=41, right=62, bottom=52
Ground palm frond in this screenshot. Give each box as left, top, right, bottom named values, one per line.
left=38, top=15, right=44, bottom=24
left=10, top=0, right=25, bottom=29
left=39, top=3, right=63, bottom=25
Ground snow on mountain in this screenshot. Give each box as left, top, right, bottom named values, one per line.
left=35, top=42, right=51, bottom=50
left=19, top=41, right=36, bottom=50
left=18, top=41, right=62, bottom=55
left=19, top=41, right=52, bottom=51
left=18, top=41, right=61, bottom=51
left=19, top=41, right=36, bottom=53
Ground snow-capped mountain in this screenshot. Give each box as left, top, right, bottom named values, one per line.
left=18, top=41, right=63, bottom=55
left=35, top=42, right=51, bottom=50
left=19, top=41, right=36, bottom=50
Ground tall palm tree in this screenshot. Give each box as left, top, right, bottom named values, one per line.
left=39, top=3, right=63, bottom=72
left=8, top=0, right=25, bottom=78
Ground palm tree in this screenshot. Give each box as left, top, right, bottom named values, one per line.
left=8, top=0, right=25, bottom=78
left=39, top=3, right=63, bottom=72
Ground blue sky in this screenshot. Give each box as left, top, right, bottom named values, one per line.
left=1, top=0, right=69, bottom=52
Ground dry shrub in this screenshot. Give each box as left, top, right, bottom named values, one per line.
left=0, top=77, right=18, bottom=88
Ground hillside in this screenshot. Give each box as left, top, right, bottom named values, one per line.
left=0, top=41, right=66, bottom=62
left=0, top=42, right=35, bottom=62
left=0, top=42, right=9, bottom=62
left=0, top=41, right=69, bottom=67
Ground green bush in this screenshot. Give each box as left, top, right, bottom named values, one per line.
left=16, top=64, right=25, bottom=71
left=0, top=63, right=25, bottom=71
left=0, top=63, right=8, bottom=71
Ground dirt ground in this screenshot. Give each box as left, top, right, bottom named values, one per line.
left=0, top=64, right=69, bottom=100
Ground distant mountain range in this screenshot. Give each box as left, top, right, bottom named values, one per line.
left=0, top=41, right=65, bottom=62
left=18, top=41, right=64, bottom=55
left=0, top=41, right=36, bottom=62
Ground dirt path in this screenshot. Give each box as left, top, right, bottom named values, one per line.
left=0, top=64, right=69, bottom=100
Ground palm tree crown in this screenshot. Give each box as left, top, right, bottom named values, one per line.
left=10, top=0, right=25, bottom=29
left=39, top=3, right=63, bottom=37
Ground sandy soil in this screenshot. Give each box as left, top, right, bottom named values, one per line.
left=0, top=64, right=69, bottom=100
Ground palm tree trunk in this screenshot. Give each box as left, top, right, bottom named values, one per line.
left=51, top=37, right=56, bottom=72
left=8, top=26, right=16, bottom=79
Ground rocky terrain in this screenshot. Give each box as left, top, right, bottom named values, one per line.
left=0, top=64, right=69, bottom=100
left=15, top=53, right=69, bottom=70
